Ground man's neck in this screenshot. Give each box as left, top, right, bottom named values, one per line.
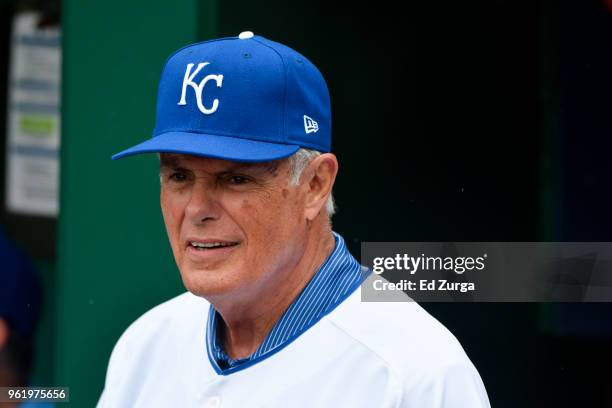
left=215, top=225, right=336, bottom=361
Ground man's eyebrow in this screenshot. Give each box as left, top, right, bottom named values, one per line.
left=159, top=155, right=181, bottom=168
left=222, top=161, right=280, bottom=175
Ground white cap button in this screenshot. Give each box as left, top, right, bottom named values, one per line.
left=238, top=31, right=254, bottom=40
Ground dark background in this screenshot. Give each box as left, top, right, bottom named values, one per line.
left=0, top=0, right=611, bottom=406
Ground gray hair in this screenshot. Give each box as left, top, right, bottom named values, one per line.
left=287, top=148, right=336, bottom=217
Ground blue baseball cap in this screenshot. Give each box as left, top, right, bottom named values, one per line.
left=112, top=31, right=331, bottom=162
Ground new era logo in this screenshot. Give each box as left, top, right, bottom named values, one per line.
left=303, top=115, right=319, bottom=134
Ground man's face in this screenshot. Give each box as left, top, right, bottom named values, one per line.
left=159, top=153, right=308, bottom=300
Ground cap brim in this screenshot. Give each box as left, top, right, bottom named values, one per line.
left=112, top=132, right=300, bottom=163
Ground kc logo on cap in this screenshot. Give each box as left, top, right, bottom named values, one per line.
left=177, top=62, right=224, bottom=115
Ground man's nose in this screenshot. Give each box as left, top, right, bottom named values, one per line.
left=185, top=181, right=219, bottom=224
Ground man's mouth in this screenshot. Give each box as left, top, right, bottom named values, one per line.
left=188, top=241, right=240, bottom=251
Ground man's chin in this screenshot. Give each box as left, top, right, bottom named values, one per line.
left=182, top=281, right=231, bottom=299
left=179, top=265, right=238, bottom=298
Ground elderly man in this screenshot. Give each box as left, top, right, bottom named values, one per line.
left=98, top=32, right=490, bottom=407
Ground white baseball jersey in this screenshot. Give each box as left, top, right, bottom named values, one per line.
left=97, top=288, right=490, bottom=407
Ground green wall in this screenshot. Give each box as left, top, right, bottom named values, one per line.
left=56, top=1, right=216, bottom=405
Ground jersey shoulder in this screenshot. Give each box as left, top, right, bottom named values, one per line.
left=98, top=292, right=209, bottom=407
left=328, top=288, right=468, bottom=368
left=325, top=287, right=490, bottom=407
left=102, top=292, right=208, bottom=380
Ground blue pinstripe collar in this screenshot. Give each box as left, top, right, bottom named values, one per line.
left=205, top=231, right=363, bottom=375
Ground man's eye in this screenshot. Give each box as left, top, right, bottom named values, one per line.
left=169, top=172, right=187, bottom=182
left=228, top=175, right=250, bottom=185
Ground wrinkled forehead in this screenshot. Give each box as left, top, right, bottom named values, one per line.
left=159, top=153, right=283, bottom=174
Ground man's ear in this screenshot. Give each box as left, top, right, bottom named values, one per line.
left=0, top=318, right=9, bottom=350
left=303, top=153, right=338, bottom=221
